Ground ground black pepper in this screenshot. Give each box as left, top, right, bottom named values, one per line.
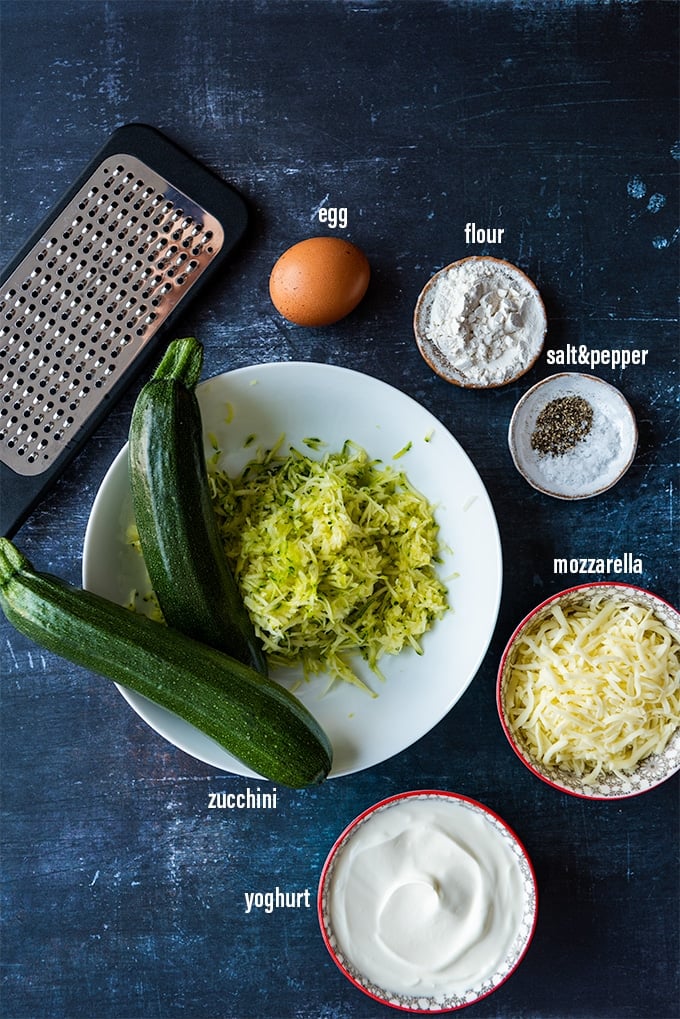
left=531, top=395, right=594, bottom=456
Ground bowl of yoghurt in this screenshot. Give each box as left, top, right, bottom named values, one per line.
left=317, top=790, right=537, bottom=1012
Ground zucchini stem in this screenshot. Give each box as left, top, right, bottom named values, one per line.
left=153, top=336, right=204, bottom=389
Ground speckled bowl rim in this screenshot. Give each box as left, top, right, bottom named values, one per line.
left=497, top=583, right=680, bottom=800
left=507, top=372, right=638, bottom=499
left=317, top=789, right=538, bottom=1013
left=413, top=256, right=547, bottom=389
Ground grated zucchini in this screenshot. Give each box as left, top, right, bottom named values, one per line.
left=208, top=440, right=449, bottom=693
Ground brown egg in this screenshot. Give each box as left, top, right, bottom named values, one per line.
left=269, top=236, right=370, bottom=326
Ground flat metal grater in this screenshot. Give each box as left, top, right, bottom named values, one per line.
left=0, top=123, right=249, bottom=536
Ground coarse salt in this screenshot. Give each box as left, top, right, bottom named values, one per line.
left=535, top=402, right=622, bottom=488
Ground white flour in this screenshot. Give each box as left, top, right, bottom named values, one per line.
left=419, top=259, right=546, bottom=386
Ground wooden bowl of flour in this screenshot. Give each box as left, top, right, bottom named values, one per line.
left=414, top=257, right=547, bottom=389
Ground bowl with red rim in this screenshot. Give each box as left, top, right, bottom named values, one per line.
left=317, top=790, right=537, bottom=1012
left=497, top=583, right=680, bottom=799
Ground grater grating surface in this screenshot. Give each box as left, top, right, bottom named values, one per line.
left=1, top=153, right=225, bottom=477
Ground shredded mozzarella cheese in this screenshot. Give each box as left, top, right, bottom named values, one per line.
left=504, top=592, right=680, bottom=782
left=209, top=441, right=449, bottom=693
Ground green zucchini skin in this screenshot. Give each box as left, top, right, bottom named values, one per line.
left=0, top=539, right=332, bottom=788
left=128, top=337, right=268, bottom=676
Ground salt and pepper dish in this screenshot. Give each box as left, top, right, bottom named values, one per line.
left=508, top=373, right=638, bottom=500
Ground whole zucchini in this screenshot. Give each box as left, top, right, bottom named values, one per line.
left=0, top=539, right=332, bottom=788
left=129, top=337, right=268, bottom=676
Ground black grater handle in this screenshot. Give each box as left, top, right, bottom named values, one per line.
left=1, top=461, right=58, bottom=537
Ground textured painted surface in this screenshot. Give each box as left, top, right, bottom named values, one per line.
left=1, top=2, right=678, bottom=1018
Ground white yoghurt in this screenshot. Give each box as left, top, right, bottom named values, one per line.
left=326, top=795, right=528, bottom=997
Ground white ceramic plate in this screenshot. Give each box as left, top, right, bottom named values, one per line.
left=83, top=362, right=502, bottom=779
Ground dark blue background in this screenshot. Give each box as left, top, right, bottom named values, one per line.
left=1, top=2, right=678, bottom=1018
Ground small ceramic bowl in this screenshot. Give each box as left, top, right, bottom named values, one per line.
left=413, top=256, right=547, bottom=388
left=497, top=583, right=680, bottom=799
left=508, top=372, right=637, bottom=499
left=318, top=790, right=537, bottom=1012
